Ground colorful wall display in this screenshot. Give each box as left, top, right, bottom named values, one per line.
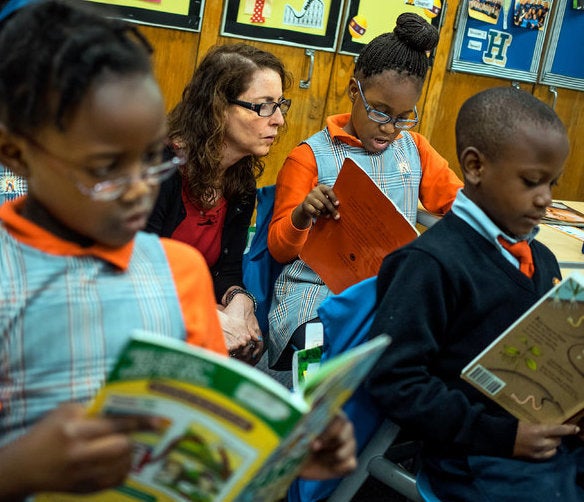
left=339, top=0, right=443, bottom=56
left=539, top=0, right=584, bottom=91
left=450, top=0, right=550, bottom=82
left=220, top=0, right=344, bottom=51
left=85, top=0, right=204, bottom=31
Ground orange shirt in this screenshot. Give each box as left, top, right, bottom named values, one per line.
left=268, top=113, right=463, bottom=263
left=0, top=197, right=226, bottom=355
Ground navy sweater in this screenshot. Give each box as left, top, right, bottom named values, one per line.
left=366, top=212, right=561, bottom=458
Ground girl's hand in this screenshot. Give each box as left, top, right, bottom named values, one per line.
left=0, top=403, right=160, bottom=498
left=292, top=184, right=340, bottom=229
left=300, top=413, right=357, bottom=480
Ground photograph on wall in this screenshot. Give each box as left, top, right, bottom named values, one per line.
left=339, top=0, right=443, bottom=56
left=450, top=0, right=549, bottom=82
left=468, top=0, right=503, bottom=25
left=221, top=0, right=344, bottom=51
left=513, top=0, right=550, bottom=31
left=85, top=0, right=205, bottom=31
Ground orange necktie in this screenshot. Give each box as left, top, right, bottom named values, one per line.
left=497, top=236, right=535, bottom=278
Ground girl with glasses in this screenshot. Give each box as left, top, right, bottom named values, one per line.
left=267, top=13, right=463, bottom=376
left=0, top=1, right=356, bottom=498
left=147, top=43, right=293, bottom=364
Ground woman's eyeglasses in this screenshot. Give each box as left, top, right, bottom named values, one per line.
left=229, top=97, right=291, bottom=117
left=356, top=80, right=418, bottom=130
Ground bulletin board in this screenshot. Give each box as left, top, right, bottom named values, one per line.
left=539, top=1, right=584, bottom=91
left=220, top=0, right=344, bottom=52
left=339, top=0, right=444, bottom=56
left=450, top=0, right=551, bottom=83
left=85, top=0, right=204, bottom=31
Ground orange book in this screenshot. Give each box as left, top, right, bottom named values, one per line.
left=299, top=158, right=418, bottom=294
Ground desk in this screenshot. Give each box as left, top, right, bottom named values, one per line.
left=536, top=201, right=584, bottom=274
left=418, top=201, right=584, bottom=275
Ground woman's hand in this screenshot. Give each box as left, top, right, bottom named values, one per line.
left=218, top=288, right=264, bottom=363
left=513, top=421, right=580, bottom=460
left=292, top=184, right=340, bottom=230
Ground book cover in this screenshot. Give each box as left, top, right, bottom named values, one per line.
left=299, top=157, right=419, bottom=294
left=543, top=201, right=584, bottom=227
left=36, top=331, right=390, bottom=502
left=461, top=272, right=584, bottom=425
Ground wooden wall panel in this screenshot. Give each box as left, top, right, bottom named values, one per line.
left=139, top=26, right=198, bottom=112
left=139, top=0, right=583, bottom=200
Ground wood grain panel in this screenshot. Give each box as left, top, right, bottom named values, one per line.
left=534, top=86, right=584, bottom=201
left=139, top=26, right=198, bottom=112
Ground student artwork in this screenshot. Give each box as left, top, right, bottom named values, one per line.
left=246, top=0, right=271, bottom=23
left=85, top=0, right=204, bottom=31
left=222, top=0, right=343, bottom=51
left=283, top=0, right=325, bottom=28
left=340, top=0, right=442, bottom=55
left=468, top=0, right=503, bottom=24
left=348, top=14, right=367, bottom=38
left=513, top=0, right=550, bottom=30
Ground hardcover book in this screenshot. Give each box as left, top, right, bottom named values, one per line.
left=37, top=331, right=391, bottom=502
left=461, top=272, right=584, bottom=425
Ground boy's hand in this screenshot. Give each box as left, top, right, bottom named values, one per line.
left=299, top=413, right=357, bottom=480
left=0, top=403, right=159, bottom=498
left=513, top=421, right=580, bottom=460
left=292, top=184, right=340, bottom=229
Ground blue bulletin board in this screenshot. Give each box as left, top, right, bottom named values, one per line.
left=450, top=0, right=550, bottom=83
left=539, top=1, right=584, bottom=91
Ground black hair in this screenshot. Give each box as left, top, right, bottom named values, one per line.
left=455, top=86, right=566, bottom=162
left=0, top=0, right=153, bottom=135
left=354, top=12, right=439, bottom=84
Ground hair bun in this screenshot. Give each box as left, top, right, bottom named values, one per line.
left=393, top=12, right=439, bottom=53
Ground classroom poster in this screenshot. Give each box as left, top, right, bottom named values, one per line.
left=339, top=0, right=443, bottom=56
left=450, top=0, right=550, bottom=82
left=221, top=0, right=344, bottom=51
left=84, top=0, right=204, bottom=31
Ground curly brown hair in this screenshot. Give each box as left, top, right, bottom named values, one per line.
left=168, top=43, right=292, bottom=210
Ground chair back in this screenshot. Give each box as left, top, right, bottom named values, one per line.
left=242, top=185, right=283, bottom=335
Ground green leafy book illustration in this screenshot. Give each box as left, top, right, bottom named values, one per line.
left=462, top=272, right=584, bottom=425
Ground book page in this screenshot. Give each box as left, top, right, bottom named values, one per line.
left=299, top=158, right=419, bottom=294
left=36, top=332, right=307, bottom=502
left=462, top=273, right=584, bottom=424
left=236, top=335, right=391, bottom=502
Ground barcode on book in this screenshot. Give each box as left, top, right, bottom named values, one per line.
left=466, top=365, right=506, bottom=395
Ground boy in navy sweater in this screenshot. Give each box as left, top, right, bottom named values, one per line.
left=367, top=86, right=583, bottom=501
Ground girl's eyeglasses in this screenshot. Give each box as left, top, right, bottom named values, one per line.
left=20, top=133, right=185, bottom=201
left=356, top=80, right=418, bottom=130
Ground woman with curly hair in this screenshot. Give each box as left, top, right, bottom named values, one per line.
left=147, top=43, right=291, bottom=364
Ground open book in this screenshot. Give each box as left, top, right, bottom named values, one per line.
left=461, top=272, right=584, bottom=425
left=543, top=201, right=584, bottom=227
left=299, top=157, right=419, bottom=294
left=37, top=331, right=391, bottom=502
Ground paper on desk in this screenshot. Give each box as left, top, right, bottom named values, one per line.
left=299, top=158, right=419, bottom=294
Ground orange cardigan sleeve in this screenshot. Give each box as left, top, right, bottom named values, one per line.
left=412, top=132, right=463, bottom=215
left=267, top=142, right=319, bottom=263
left=161, top=238, right=227, bottom=355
